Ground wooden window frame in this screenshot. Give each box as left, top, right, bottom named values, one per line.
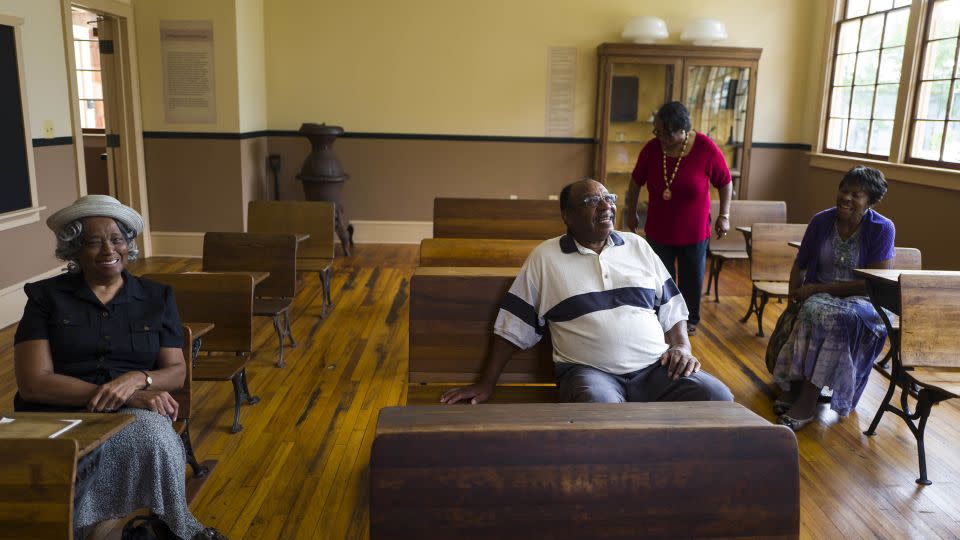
left=812, top=0, right=960, bottom=191
left=822, top=1, right=913, bottom=160
left=903, top=0, right=960, bottom=170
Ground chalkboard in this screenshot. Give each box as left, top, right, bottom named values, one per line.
left=0, top=24, right=32, bottom=215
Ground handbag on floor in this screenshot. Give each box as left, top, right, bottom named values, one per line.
left=765, top=300, right=800, bottom=374
left=120, top=515, right=173, bottom=540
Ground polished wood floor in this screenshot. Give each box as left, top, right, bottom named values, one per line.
left=2, top=244, right=959, bottom=539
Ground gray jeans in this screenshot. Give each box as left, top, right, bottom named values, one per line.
left=554, top=361, right=734, bottom=403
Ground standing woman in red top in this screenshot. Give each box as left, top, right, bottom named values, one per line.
left=624, top=101, right=732, bottom=335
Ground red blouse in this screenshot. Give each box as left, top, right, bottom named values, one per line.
left=630, top=132, right=731, bottom=246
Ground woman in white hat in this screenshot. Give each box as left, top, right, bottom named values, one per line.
left=13, top=195, right=225, bottom=539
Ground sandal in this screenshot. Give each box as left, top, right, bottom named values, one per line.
left=772, top=400, right=792, bottom=416
left=777, top=413, right=815, bottom=432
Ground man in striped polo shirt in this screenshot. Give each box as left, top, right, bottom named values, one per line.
left=441, top=178, right=732, bottom=405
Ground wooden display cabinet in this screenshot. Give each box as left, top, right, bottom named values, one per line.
left=594, top=43, right=761, bottom=229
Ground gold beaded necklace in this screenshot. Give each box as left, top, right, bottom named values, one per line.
left=660, top=131, right=690, bottom=201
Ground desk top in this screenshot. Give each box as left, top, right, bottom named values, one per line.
left=788, top=241, right=800, bottom=249
left=413, top=266, right=521, bottom=278
left=184, top=322, right=215, bottom=340
left=735, top=226, right=751, bottom=234
left=377, top=402, right=769, bottom=435
left=186, top=270, right=269, bottom=285
left=0, top=412, right=134, bottom=457
left=853, top=268, right=960, bottom=285
left=295, top=233, right=310, bottom=243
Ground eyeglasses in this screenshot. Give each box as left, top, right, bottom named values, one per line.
left=652, top=128, right=681, bottom=137
left=580, top=193, right=617, bottom=207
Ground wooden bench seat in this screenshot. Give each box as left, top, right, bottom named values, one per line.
left=409, top=267, right=554, bottom=404
left=371, top=402, right=800, bottom=539
left=433, top=197, right=564, bottom=240
left=419, top=238, right=541, bottom=267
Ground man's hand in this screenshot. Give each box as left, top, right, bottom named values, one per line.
left=127, top=389, right=179, bottom=420
left=659, top=346, right=701, bottom=380
left=87, top=371, right=147, bottom=412
left=440, top=382, right=495, bottom=405
left=714, top=215, right=730, bottom=239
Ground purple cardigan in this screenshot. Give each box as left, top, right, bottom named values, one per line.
left=796, top=207, right=895, bottom=284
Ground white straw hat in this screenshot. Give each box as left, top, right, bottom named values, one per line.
left=46, top=195, right=144, bottom=236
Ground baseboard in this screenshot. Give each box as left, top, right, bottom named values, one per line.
left=0, top=266, right=66, bottom=329
left=150, top=231, right=205, bottom=257
left=348, top=220, right=432, bottom=244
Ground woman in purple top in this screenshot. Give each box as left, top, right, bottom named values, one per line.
left=624, top=101, right=732, bottom=335
left=772, top=166, right=895, bottom=431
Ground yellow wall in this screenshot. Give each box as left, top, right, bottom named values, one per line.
left=133, top=0, right=241, bottom=132
left=2, top=0, right=74, bottom=138
left=236, top=0, right=266, bottom=132
left=264, top=0, right=821, bottom=143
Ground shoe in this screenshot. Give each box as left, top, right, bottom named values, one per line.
left=777, top=413, right=815, bottom=432
left=772, top=400, right=792, bottom=416
left=191, top=528, right=229, bottom=540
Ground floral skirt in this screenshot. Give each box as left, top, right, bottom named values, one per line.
left=772, top=293, right=888, bottom=416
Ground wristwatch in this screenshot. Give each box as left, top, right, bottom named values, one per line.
left=140, top=370, right=153, bottom=390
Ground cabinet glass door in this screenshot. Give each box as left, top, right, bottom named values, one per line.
left=684, top=65, right=751, bottom=197
left=604, top=62, right=675, bottom=229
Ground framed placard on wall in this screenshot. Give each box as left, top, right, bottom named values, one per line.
left=0, top=15, right=41, bottom=231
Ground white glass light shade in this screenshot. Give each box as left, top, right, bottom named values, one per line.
left=622, top=16, right=669, bottom=44
left=680, top=18, right=728, bottom=46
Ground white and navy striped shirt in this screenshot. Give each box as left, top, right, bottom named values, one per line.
left=494, top=231, right=688, bottom=375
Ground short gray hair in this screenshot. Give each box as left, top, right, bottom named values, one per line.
left=54, top=218, right=140, bottom=273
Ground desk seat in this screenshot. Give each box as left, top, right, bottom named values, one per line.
left=193, top=354, right=249, bottom=381
left=909, top=369, right=960, bottom=398
left=754, top=280, right=789, bottom=296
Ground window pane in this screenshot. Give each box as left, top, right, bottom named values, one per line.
left=883, top=8, right=910, bottom=47
left=922, top=39, right=958, bottom=80
left=848, top=0, right=870, bottom=18
left=848, top=119, right=870, bottom=152
left=851, top=86, right=876, bottom=117
left=912, top=120, right=945, bottom=159
left=870, top=0, right=893, bottom=12
left=76, top=70, right=102, bottom=100
left=859, top=14, right=885, bottom=50
left=79, top=100, right=104, bottom=130
left=877, top=47, right=904, bottom=83
left=832, top=86, right=853, bottom=117
left=929, top=0, right=960, bottom=40
left=874, top=83, right=899, bottom=119
left=839, top=20, right=861, bottom=54
left=827, top=118, right=849, bottom=150
left=855, top=50, right=879, bottom=84
left=74, top=40, right=100, bottom=70
left=893, top=0, right=911, bottom=6
left=869, top=120, right=894, bottom=154
left=835, top=53, right=858, bottom=85
left=944, top=121, right=960, bottom=162
left=917, top=80, right=952, bottom=119
left=951, top=84, right=960, bottom=119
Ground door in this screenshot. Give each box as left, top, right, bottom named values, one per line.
left=596, top=56, right=682, bottom=229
